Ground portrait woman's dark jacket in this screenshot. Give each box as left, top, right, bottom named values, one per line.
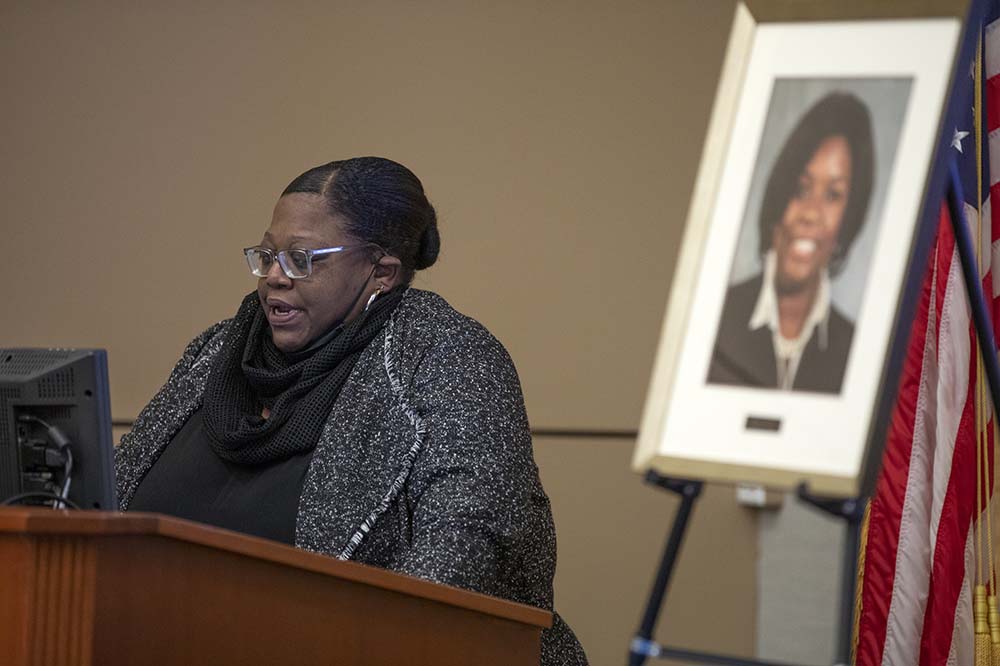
left=708, top=274, right=854, bottom=393
left=115, top=288, right=587, bottom=665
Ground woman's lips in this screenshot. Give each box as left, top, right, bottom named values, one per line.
left=789, top=237, right=818, bottom=258
left=266, top=302, right=303, bottom=327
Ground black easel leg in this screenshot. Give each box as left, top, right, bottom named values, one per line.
left=629, top=472, right=703, bottom=666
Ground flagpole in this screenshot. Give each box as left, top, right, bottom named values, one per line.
left=946, top=159, right=1000, bottom=419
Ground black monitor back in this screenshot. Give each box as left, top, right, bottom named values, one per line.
left=0, top=348, right=117, bottom=510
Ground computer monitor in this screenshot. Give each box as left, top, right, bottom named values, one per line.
left=0, top=348, right=117, bottom=510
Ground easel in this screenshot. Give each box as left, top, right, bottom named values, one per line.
left=629, top=2, right=999, bottom=661
left=628, top=474, right=863, bottom=666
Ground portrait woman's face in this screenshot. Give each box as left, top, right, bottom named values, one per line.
left=771, top=134, right=852, bottom=292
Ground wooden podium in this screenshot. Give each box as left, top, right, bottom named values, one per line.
left=0, top=508, right=550, bottom=666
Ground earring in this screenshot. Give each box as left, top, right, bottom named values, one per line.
left=364, top=285, right=384, bottom=312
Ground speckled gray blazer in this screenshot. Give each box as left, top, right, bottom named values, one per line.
left=115, top=288, right=587, bottom=665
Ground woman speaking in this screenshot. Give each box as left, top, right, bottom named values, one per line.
left=709, top=92, right=874, bottom=393
left=115, top=157, right=587, bottom=665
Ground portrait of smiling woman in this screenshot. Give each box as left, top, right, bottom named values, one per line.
left=708, top=91, right=875, bottom=394
left=114, top=157, right=587, bottom=665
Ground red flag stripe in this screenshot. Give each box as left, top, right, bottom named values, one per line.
left=855, top=217, right=943, bottom=665
left=885, top=212, right=960, bottom=665
left=987, top=75, right=1000, bottom=134
left=919, top=321, right=977, bottom=665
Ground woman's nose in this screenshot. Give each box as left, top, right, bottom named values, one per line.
left=796, top=190, right=823, bottom=224
left=265, top=259, right=292, bottom=287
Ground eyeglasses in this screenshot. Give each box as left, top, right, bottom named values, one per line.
left=243, top=245, right=376, bottom=279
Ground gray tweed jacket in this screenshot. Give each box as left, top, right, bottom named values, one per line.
left=115, top=288, right=587, bottom=665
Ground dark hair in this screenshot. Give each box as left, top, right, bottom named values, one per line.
left=281, top=156, right=440, bottom=282
left=757, top=92, right=874, bottom=276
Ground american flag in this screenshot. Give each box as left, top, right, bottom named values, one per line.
left=854, top=6, right=1000, bottom=664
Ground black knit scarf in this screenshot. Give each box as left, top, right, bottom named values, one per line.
left=202, top=288, right=404, bottom=465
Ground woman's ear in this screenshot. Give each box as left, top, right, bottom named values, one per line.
left=374, top=254, right=403, bottom=289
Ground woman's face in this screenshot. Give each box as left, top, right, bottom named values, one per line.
left=772, top=134, right=852, bottom=291
left=257, top=193, right=376, bottom=353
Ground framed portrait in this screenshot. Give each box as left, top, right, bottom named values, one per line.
left=634, top=1, right=973, bottom=496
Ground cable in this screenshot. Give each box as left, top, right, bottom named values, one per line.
left=16, top=414, right=74, bottom=509
left=60, top=447, right=73, bottom=504
left=1, top=492, right=80, bottom=510
left=18, top=414, right=70, bottom=448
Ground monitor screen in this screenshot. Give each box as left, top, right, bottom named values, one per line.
left=0, top=348, right=116, bottom=510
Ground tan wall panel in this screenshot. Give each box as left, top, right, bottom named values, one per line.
left=112, top=426, right=131, bottom=448
left=535, top=437, right=757, bottom=664
left=0, top=1, right=735, bottom=431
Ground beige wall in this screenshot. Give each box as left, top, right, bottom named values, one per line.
left=2, top=2, right=753, bottom=661
left=536, top=438, right=757, bottom=665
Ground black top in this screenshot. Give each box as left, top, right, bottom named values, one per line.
left=128, top=409, right=313, bottom=544
left=707, top=274, right=855, bottom=394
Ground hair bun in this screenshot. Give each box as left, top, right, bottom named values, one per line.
left=414, top=217, right=440, bottom=270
